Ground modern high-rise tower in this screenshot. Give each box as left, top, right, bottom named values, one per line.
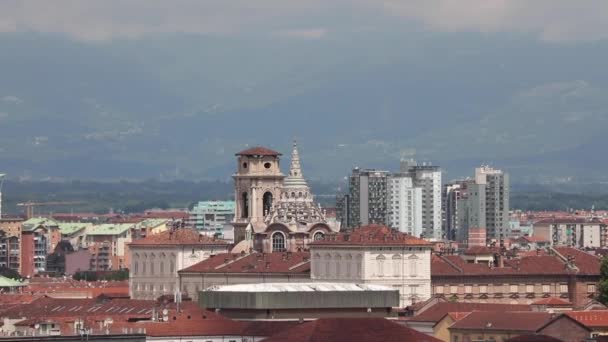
left=445, top=166, right=510, bottom=245
left=346, top=168, right=389, bottom=227
left=475, top=166, right=510, bottom=242
left=388, top=173, right=423, bottom=237
left=400, top=160, right=442, bottom=240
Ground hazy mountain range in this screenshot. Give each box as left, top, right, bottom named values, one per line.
left=1, top=31, right=608, bottom=184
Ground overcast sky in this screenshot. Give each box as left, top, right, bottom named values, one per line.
left=1, top=0, right=608, bottom=42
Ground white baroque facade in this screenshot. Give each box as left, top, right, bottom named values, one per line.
left=129, top=229, right=230, bottom=300
left=309, top=225, right=432, bottom=307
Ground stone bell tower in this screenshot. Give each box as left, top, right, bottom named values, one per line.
left=232, top=146, right=285, bottom=242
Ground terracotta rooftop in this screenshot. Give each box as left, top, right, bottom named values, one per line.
left=179, top=251, right=310, bottom=274
left=309, top=224, right=431, bottom=247
left=432, top=247, right=600, bottom=277
left=449, top=311, right=553, bottom=332
left=235, top=146, right=282, bottom=156
left=553, top=247, right=601, bottom=275
left=262, top=318, right=441, bottom=342
left=535, top=217, right=594, bottom=225
left=0, top=297, right=165, bottom=320
left=566, top=310, right=608, bottom=328
left=129, top=228, right=228, bottom=247
left=518, top=235, right=550, bottom=243
left=406, top=302, right=531, bottom=323
left=463, top=246, right=494, bottom=255
left=532, top=297, right=572, bottom=306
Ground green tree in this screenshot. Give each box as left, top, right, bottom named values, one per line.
left=598, top=256, right=608, bottom=304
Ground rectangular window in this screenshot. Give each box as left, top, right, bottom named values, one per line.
left=542, top=284, right=550, bottom=293
left=588, top=284, right=597, bottom=294
left=526, top=284, right=534, bottom=293
left=465, top=285, right=472, bottom=294
left=436, top=286, right=444, bottom=294
left=479, top=285, right=488, bottom=294
left=560, top=284, right=568, bottom=293
left=450, top=286, right=458, bottom=294
left=510, top=284, right=518, bottom=293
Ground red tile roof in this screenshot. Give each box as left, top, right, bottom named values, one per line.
left=566, top=311, right=608, bottom=328
left=0, top=297, right=163, bottom=320
left=179, top=252, right=310, bottom=274
left=432, top=248, right=600, bottom=277
left=553, top=247, right=601, bottom=275
left=236, top=146, right=282, bottom=156
left=449, top=311, right=553, bottom=332
left=532, top=297, right=572, bottom=306
left=535, top=217, right=594, bottom=225
left=262, top=318, right=441, bottom=342
left=129, top=228, right=228, bottom=247
left=309, top=224, right=431, bottom=247
left=406, top=302, right=531, bottom=323
left=463, top=246, right=494, bottom=255
left=519, top=236, right=549, bottom=243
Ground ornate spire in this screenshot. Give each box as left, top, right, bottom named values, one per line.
left=283, top=140, right=308, bottom=188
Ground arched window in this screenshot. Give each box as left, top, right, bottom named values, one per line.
left=149, top=261, right=154, bottom=275
left=356, top=254, right=362, bottom=277
left=241, top=192, right=249, bottom=218
left=313, top=231, right=324, bottom=241
left=392, top=254, right=401, bottom=277
left=133, top=262, right=139, bottom=275
left=335, top=254, right=342, bottom=277
left=314, top=253, right=322, bottom=277
left=272, top=232, right=286, bottom=252
left=409, top=255, right=419, bottom=277
left=142, top=261, right=147, bottom=275
left=263, top=192, right=273, bottom=216
left=159, top=261, right=165, bottom=275
left=170, top=260, right=175, bottom=274
left=324, top=254, right=332, bottom=277
left=345, top=254, right=352, bottom=277
left=376, top=255, right=386, bottom=277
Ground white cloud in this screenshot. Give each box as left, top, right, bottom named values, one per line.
left=0, top=0, right=607, bottom=41
left=274, top=28, right=327, bottom=40
left=383, top=0, right=608, bottom=42
left=1, top=95, right=23, bottom=104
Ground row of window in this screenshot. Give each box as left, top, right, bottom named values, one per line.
left=434, top=283, right=597, bottom=295
left=133, top=259, right=175, bottom=276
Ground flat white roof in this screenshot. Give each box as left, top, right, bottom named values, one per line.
left=205, top=282, right=393, bottom=293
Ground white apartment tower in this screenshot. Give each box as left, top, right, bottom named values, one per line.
left=400, top=160, right=442, bottom=240
left=388, top=174, right=422, bottom=237
left=475, top=166, right=510, bottom=242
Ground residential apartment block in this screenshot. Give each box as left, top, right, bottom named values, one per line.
left=347, top=168, right=389, bottom=227
left=400, top=160, right=442, bottom=240
left=388, top=174, right=422, bottom=237
left=533, top=218, right=606, bottom=248
left=188, top=201, right=235, bottom=237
